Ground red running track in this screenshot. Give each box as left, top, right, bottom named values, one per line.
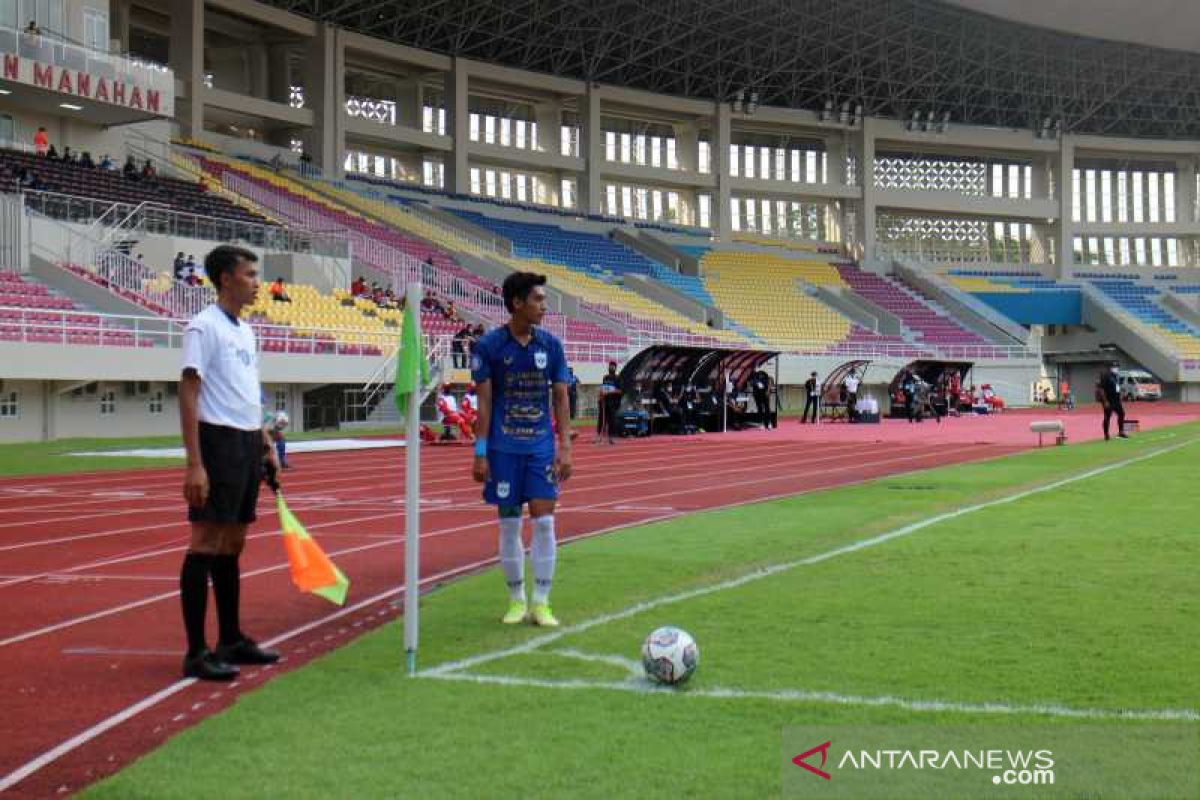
left=0, top=405, right=1194, bottom=797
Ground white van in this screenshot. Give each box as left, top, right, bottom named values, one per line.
left=1119, top=370, right=1162, bottom=401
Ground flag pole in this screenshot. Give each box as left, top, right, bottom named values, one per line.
left=404, top=281, right=422, bottom=675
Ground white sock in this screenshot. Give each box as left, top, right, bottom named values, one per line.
left=531, top=515, right=556, bottom=605
left=498, top=515, right=525, bottom=602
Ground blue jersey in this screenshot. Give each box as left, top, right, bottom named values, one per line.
left=471, top=325, right=569, bottom=455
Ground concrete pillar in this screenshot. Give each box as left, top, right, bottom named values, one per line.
left=713, top=101, right=731, bottom=240
left=445, top=58, right=469, bottom=194
left=534, top=101, right=560, bottom=154
left=853, top=117, right=876, bottom=262
left=305, top=24, right=345, bottom=177
left=582, top=85, right=602, bottom=215
left=267, top=45, right=291, bottom=106
left=168, top=0, right=204, bottom=139
left=674, top=122, right=698, bottom=173
left=109, top=0, right=131, bottom=53
left=1031, top=155, right=1051, bottom=200
left=248, top=45, right=270, bottom=100
left=825, top=132, right=847, bottom=186
left=1054, top=136, right=1075, bottom=277
left=394, top=79, right=422, bottom=129
left=1177, top=157, right=1196, bottom=225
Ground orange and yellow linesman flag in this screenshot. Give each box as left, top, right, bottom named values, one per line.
left=276, top=492, right=349, bottom=606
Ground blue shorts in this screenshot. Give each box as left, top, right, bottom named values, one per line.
left=483, top=450, right=558, bottom=505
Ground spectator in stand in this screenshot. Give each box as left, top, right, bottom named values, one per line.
left=33, top=126, right=48, bottom=156
left=98, top=153, right=115, bottom=171
left=444, top=300, right=461, bottom=323
left=45, top=143, right=59, bottom=160
left=141, top=159, right=157, bottom=180
left=25, top=20, right=40, bottom=36
left=421, top=290, right=444, bottom=315
left=422, top=256, right=435, bottom=285
left=79, top=151, right=95, bottom=169
left=61, top=146, right=76, bottom=164
left=123, top=155, right=138, bottom=180
left=350, top=276, right=366, bottom=297
left=451, top=323, right=472, bottom=368
left=173, top=252, right=187, bottom=281
left=184, top=254, right=199, bottom=286
left=18, top=167, right=41, bottom=190
left=269, top=277, right=292, bottom=303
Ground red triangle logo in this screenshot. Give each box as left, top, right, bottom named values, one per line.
left=792, top=740, right=832, bottom=780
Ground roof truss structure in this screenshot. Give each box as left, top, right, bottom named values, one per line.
left=266, top=0, right=1200, bottom=140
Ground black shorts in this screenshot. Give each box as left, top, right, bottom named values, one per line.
left=188, top=422, right=264, bottom=524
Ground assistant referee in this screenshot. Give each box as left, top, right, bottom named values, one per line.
left=179, top=245, right=281, bottom=681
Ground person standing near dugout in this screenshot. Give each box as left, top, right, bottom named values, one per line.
left=1097, top=365, right=1129, bottom=441
left=801, top=371, right=819, bottom=423
left=179, top=245, right=281, bottom=681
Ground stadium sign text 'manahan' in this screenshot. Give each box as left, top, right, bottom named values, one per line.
left=1, top=54, right=166, bottom=115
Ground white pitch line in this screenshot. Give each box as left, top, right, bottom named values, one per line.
left=547, top=648, right=644, bottom=678
left=421, top=436, right=1198, bottom=679
left=427, top=671, right=1200, bottom=722
left=0, top=554, right=498, bottom=794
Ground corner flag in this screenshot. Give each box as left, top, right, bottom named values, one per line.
left=394, top=299, right=429, bottom=416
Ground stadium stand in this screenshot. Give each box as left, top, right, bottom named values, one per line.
left=184, top=151, right=508, bottom=323
left=1085, top=278, right=1200, bottom=358
left=0, top=270, right=141, bottom=346
left=0, top=148, right=273, bottom=226
left=946, top=270, right=1083, bottom=326
left=835, top=263, right=997, bottom=351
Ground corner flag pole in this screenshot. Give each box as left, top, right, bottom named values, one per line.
left=403, top=281, right=421, bottom=675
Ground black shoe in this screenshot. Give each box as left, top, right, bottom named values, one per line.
left=216, top=637, right=280, bottom=665
left=1118, top=433, right=1129, bottom=439
left=183, top=649, right=239, bottom=681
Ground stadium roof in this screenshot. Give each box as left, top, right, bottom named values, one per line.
left=267, top=0, right=1200, bottom=141
left=942, top=0, right=1200, bottom=54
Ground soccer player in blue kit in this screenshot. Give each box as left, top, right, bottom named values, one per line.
left=471, top=272, right=573, bottom=627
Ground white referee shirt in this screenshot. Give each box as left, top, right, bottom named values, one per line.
left=182, top=304, right=263, bottom=431
left=844, top=375, right=860, bottom=393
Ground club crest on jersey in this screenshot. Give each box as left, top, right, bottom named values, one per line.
left=503, top=355, right=514, bottom=366
left=496, top=481, right=511, bottom=499
left=534, top=351, right=548, bottom=370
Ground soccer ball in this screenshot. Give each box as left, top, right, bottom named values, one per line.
left=641, top=626, right=699, bottom=685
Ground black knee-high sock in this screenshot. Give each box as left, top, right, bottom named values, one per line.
left=180, top=552, right=212, bottom=656
left=210, top=554, right=242, bottom=646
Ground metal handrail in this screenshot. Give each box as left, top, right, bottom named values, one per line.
left=0, top=304, right=448, bottom=355
left=208, top=163, right=507, bottom=322
left=21, top=188, right=351, bottom=257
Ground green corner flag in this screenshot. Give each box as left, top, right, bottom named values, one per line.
left=394, top=300, right=429, bottom=416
